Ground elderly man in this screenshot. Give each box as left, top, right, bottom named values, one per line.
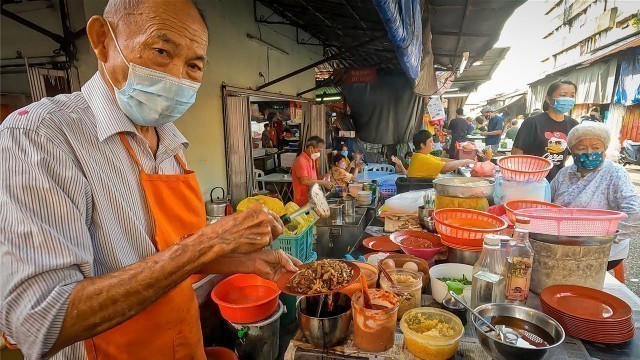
left=0, top=1, right=299, bottom=359
left=291, top=136, right=333, bottom=206
left=480, top=107, right=504, bottom=151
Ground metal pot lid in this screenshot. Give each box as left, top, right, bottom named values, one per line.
left=529, top=232, right=618, bottom=246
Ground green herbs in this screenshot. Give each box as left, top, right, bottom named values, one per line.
left=438, top=275, right=471, bottom=286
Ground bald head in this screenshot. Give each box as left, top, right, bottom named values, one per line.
left=104, top=0, right=207, bottom=29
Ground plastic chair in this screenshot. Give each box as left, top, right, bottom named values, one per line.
left=253, top=169, right=270, bottom=195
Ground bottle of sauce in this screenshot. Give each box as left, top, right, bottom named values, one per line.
left=505, top=217, right=534, bottom=305
left=471, top=234, right=506, bottom=309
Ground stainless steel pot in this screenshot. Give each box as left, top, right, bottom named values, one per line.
left=297, top=293, right=352, bottom=348
left=206, top=187, right=228, bottom=217
left=432, top=177, right=495, bottom=198
left=329, top=204, right=343, bottom=225
left=473, top=303, right=565, bottom=360
left=529, top=232, right=617, bottom=246
left=447, top=247, right=482, bottom=266
left=343, top=195, right=356, bottom=216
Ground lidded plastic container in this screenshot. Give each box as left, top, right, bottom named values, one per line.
left=400, top=307, right=464, bottom=360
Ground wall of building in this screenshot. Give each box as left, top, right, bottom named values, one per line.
left=541, top=0, right=640, bottom=73
left=2, top=0, right=322, bottom=198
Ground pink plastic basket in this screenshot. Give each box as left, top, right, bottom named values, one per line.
left=504, top=200, right=564, bottom=224
left=498, top=155, right=553, bottom=182
left=513, top=208, right=627, bottom=236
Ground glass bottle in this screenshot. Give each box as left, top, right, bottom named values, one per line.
left=505, top=217, right=534, bottom=305
left=471, top=234, right=506, bottom=309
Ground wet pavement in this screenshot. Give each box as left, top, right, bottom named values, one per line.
left=625, top=165, right=640, bottom=295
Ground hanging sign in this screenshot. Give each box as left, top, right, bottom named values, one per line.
left=334, top=67, right=378, bottom=84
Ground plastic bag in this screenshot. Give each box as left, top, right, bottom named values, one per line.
left=470, top=161, right=495, bottom=177
left=384, top=190, right=432, bottom=214
left=493, top=174, right=551, bottom=204
left=236, top=196, right=285, bottom=216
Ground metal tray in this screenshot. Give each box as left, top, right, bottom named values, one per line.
left=432, top=177, right=495, bottom=198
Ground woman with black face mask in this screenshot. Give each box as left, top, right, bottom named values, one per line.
left=512, top=80, right=580, bottom=181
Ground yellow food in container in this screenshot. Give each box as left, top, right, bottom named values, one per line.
left=400, top=308, right=464, bottom=360
left=379, top=269, right=422, bottom=319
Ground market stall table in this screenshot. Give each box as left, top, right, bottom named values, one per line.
left=256, top=173, right=293, bottom=203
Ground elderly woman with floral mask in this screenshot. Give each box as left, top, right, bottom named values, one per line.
left=330, top=153, right=362, bottom=187
left=551, top=122, right=640, bottom=270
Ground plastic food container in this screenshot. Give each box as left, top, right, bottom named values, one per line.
left=352, top=289, right=399, bottom=352
left=339, top=262, right=379, bottom=297
left=379, top=269, right=423, bottom=319
left=428, top=263, right=473, bottom=304
left=211, top=274, right=280, bottom=323
left=400, top=308, right=464, bottom=360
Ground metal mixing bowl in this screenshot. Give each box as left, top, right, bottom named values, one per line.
left=447, top=247, right=481, bottom=266
left=297, top=293, right=352, bottom=348
left=473, top=303, right=565, bottom=360
left=433, top=177, right=495, bottom=198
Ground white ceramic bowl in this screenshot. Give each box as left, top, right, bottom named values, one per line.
left=429, top=263, right=473, bottom=304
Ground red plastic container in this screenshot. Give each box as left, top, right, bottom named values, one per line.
left=204, top=347, right=238, bottom=360
left=211, top=274, right=280, bottom=324
left=389, top=230, right=443, bottom=263
left=433, top=209, right=508, bottom=248
left=497, top=155, right=553, bottom=182
left=504, top=200, right=563, bottom=224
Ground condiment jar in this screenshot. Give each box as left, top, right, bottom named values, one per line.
left=352, top=289, right=399, bottom=352
left=379, top=269, right=423, bottom=319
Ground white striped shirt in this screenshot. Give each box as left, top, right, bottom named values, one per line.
left=0, top=72, right=190, bottom=360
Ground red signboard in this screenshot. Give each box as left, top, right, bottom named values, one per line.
left=334, top=67, right=377, bottom=85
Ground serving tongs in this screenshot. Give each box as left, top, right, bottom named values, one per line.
left=280, top=184, right=330, bottom=225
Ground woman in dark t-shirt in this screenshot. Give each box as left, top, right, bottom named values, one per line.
left=513, top=80, right=579, bottom=181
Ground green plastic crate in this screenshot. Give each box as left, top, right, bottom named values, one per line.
left=269, top=221, right=316, bottom=261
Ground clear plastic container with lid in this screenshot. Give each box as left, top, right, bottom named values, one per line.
left=470, top=234, right=506, bottom=309
left=400, top=307, right=464, bottom=360
left=379, top=268, right=423, bottom=319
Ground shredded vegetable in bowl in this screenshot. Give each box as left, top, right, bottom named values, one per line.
left=287, top=260, right=354, bottom=295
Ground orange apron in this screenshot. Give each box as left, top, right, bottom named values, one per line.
left=83, top=133, right=207, bottom=360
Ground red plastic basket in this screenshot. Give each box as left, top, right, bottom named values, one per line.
left=497, top=155, right=553, bottom=182
left=513, top=208, right=627, bottom=236
left=504, top=200, right=564, bottom=224
left=433, top=209, right=508, bottom=248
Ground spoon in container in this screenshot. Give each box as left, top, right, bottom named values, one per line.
left=448, top=290, right=510, bottom=344
left=360, top=275, right=373, bottom=309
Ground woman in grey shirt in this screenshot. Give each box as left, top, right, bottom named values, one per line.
left=551, top=122, right=640, bottom=269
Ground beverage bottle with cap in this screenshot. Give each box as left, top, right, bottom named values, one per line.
left=505, top=217, right=534, bottom=305
left=470, top=234, right=506, bottom=309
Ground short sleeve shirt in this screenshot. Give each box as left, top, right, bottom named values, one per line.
left=407, top=152, right=445, bottom=178
left=291, top=152, right=317, bottom=206
left=330, top=167, right=353, bottom=187
left=485, top=115, right=504, bottom=145
left=513, top=112, right=578, bottom=181
left=448, top=117, right=470, bottom=143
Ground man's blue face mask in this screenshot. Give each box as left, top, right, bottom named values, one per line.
left=102, top=21, right=200, bottom=127
left=572, top=152, right=604, bottom=170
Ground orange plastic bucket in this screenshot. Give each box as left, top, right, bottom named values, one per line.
left=204, top=347, right=238, bottom=360
left=211, top=274, right=281, bottom=324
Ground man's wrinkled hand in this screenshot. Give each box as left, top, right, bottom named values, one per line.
left=206, top=203, right=284, bottom=254
left=250, top=249, right=302, bottom=281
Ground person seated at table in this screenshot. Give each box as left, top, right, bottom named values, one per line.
left=551, top=122, right=640, bottom=270
left=330, top=153, right=361, bottom=187
left=391, top=151, right=412, bottom=175
left=407, top=130, right=474, bottom=178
